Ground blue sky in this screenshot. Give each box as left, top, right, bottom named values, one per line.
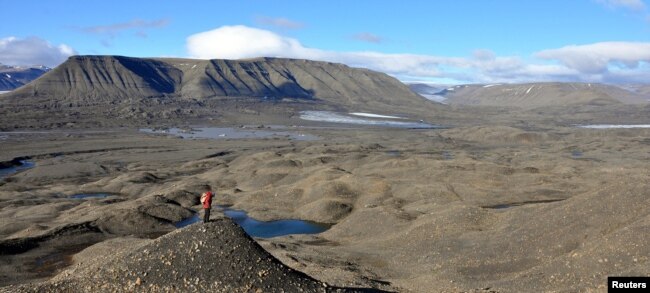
left=1, top=0, right=650, bottom=84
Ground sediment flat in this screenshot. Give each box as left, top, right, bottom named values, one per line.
left=0, top=125, right=648, bottom=292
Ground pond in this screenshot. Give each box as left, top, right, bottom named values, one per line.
left=175, top=206, right=331, bottom=238
left=69, top=193, right=113, bottom=199
left=300, top=111, right=444, bottom=129
left=32, top=244, right=92, bottom=279
left=577, top=124, right=650, bottom=129
left=483, top=199, right=565, bottom=210
left=571, top=150, right=583, bottom=158
left=140, top=127, right=319, bottom=141
left=0, top=160, right=35, bottom=178
left=385, top=150, right=401, bottom=157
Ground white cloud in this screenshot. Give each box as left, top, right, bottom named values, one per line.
left=0, top=36, right=76, bottom=67
left=186, top=25, right=319, bottom=60
left=536, top=42, right=650, bottom=73
left=187, top=26, right=454, bottom=76
left=597, top=0, right=647, bottom=11
left=186, top=25, right=650, bottom=84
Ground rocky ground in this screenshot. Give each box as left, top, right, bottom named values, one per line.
left=4, top=218, right=381, bottom=293
left=0, top=124, right=648, bottom=292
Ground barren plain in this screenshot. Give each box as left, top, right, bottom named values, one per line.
left=1, top=121, right=648, bottom=292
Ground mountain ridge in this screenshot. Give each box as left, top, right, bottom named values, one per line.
left=0, top=63, right=50, bottom=91
left=5, top=56, right=427, bottom=106
left=408, top=82, right=648, bottom=109
left=0, top=55, right=441, bottom=128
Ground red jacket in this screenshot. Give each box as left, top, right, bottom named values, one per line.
left=202, top=191, right=213, bottom=209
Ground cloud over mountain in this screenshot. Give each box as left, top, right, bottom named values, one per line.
left=536, top=42, right=650, bottom=73
left=186, top=25, right=647, bottom=84
left=186, top=26, right=318, bottom=60
left=0, top=36, right=76, bottom=67
left=536, top=42, right=650, bottom=83
left=184, top=26, right=498, bottom=81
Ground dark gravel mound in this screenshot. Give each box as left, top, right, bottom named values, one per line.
left=5, top=218, right=381, bottom=292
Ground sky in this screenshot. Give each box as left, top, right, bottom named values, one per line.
left=1, top=0, right=650, bottom=84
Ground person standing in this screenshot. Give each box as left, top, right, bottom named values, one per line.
left=200, top=185, right=214, bottom=223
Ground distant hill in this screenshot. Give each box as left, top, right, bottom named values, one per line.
left=407, top=83, right=448, bottom=95
left=405, top=83, right=450, bottom=104
left=0, top=64, right=50, bottom=91
left=0, top=56, right=441, bottom=128
left=618, top=84, right=650, bottom=100
left=433, top=83, right=648, bottom=109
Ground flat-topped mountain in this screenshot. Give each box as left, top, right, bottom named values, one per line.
left=426, top=82, right=648, bottom=109
left=3, top=55, right=429, bottom=109
left=0, top=56, right=440, bottom=128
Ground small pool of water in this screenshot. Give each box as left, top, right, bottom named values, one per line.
left=70, top=193, right=113, bottom=199
left=175, top=206, right=331, bottom=238
left=174, top=214, right=201, bottom=228
left=223, top=208, right=331, bottom=238
left=488, top=204, right=514, bottom=209
left=571, top=150, right=583, bottom=158
left=33, top=243, right=94, bottom=278
left=483, top=199, right=565, bottom=210
left=300, top=111, right=444, bottom=129
left=349, top=112, right=404, bottom=119
left=0, top=160, right=35, bottom=178
left=385, top=150, right=401, bottom=157
left=140, top=127, right=318, bottom=141
left=577, top=124, right=650, bottom=129
left=442, top=150, right=454, bottom=160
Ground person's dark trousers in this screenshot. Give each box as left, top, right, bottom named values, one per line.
left=203, top=208, right=211, bottom=223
